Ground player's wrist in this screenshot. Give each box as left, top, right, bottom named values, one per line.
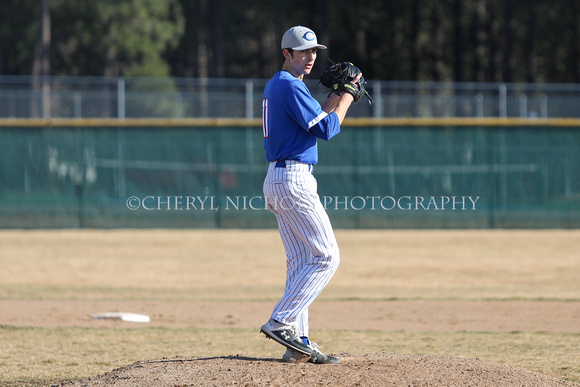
left=340, top=91, right=355, bottom=102
left=327, top=92, right=341, bottom=101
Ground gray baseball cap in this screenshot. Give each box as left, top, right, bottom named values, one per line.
left=281, top=26, right=327, bottom=51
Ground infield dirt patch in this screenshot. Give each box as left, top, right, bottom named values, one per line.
left=53, top=353, right=578, bottom=387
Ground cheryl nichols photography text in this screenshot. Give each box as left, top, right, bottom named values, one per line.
left=126, top=195, right=480, bottom=212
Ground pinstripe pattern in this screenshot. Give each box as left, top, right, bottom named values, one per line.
left=263, top=160, right=340, bottom=338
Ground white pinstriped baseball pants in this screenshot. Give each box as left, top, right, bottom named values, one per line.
left=263, top=160, right=340, bottom=338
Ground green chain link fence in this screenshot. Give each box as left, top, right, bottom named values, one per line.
left=0, top=121, right=578, bottom=228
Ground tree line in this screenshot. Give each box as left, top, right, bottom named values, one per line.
left=1, top=0, right=579, bottom=83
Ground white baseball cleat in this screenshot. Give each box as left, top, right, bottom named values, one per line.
left=282, top=348, right=311, bottom=363
left=260, top=318, right=312, bottom=356
left=283, top=341, right=340, bottom=364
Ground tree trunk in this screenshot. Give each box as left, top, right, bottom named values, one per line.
left=573, top=1, right=580, bottom=83
left=473, top=0, right=487, bottom=82
left=453, top=0, right=463, bottom=82
left=32, top=0, right=51, bottom=118
left=526, top=0, right=538, bottom=83
left=196, top=0, right=209, bottom=79
left=430, top=4, right=444, bottom=82
left=197, top=0, right=209, bottom=116
left=210, top=0, right=224, bottom=78
left=410, top=0, right=421, bottom=117
left=487, top=1, right=501, bottom=82
left=0, top=1, right=5, bottom=74
left=410, top=0, right=420, bottom=81
left=502, top=0, right=516, bottom=82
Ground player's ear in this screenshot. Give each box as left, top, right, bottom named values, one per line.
left=282, top=49, right=292, bottom=61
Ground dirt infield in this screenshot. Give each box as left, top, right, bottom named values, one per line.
left=1, top=299, right=578, bottom=333
left=53, top=353, right=578, bottom=387
left=1, top=229, right=579, bottom=386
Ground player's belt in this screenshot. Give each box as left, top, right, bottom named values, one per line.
left=274, top=160, right=313, bottom=173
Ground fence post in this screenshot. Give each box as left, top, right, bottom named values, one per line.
left=475, top=93, right=483, bottom=117
left=245, top=80, right=254, bottom=119
left=117, top=77, right=125, bottom=120
left=499, top=83, right=507, bottom=118
left=540, top=94, right=548, bottom=118
left=117, top=129, right=126, bottom=206
left=174, top=93, right=183, bottom=118
left=74, top=92, right=82, bottom=118
left=519, top=94, right=527, bottom=118
left=373, top=81, right=382, bottom=118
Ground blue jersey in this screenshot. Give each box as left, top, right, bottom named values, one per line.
left=262, top=71, right=341, bottom=165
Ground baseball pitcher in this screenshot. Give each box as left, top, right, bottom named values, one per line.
left=259, top=25, right=370, bottom=364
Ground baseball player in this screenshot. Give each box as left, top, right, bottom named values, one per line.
left=259, top=25, right=362, bottom=364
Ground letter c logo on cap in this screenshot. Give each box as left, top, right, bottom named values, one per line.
left=303, top=31, right=315, bottom=41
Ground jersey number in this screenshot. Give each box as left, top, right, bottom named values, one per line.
left=262, top=98, right=269, bottom=138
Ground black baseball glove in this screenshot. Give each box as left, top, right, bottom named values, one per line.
left=319, top=62, right=373, bottom=105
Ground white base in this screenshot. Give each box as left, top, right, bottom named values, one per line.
left=91, top=312, right=150, bottom=323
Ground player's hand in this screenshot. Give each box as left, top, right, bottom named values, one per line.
left=352, top=73, right=363, bottom=84
left=340, top=73, right=363, bottom=99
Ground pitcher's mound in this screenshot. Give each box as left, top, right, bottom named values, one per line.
left=53, top=353, right=576, bottom=386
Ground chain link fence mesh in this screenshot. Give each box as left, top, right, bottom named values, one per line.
left=1, top=123, right=578, bottom=228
